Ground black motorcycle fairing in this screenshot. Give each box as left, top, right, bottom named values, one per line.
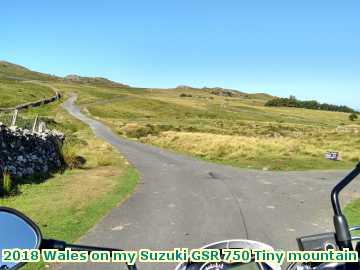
left=175, top=240, right=280, bottom=270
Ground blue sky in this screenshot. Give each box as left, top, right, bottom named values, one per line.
left=1, top=1, right=359, bottom=108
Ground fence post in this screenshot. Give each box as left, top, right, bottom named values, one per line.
left=32, top=114, right=39, bottom=133
left=38, top=122, right=46, bottom=133
left=11, top=109, right=18, bottom=127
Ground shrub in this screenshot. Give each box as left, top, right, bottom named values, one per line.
left=349, top=113, right=358, bottom=121
left=40, top=117, right=58, bottom=129
left=96, top=154, right=114, bottom=166
left=122, top=123, right=159, bottom=138
left=64, top=134, right=88, bottom=146
left=179, top=93, right=192, bottom=98
left=1, top=171, right=12, bottom=196
left=210, top=89, right=234, bottom=97
left=61, top=141, right=87, bottom=169
left=157, top=124, right=174, bottom=131
left=265, top=97, right=356, bottom=113
left=183, top=126, right=199, bottom=132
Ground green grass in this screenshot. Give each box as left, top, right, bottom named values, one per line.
left=4, top=60, right=360, bottom=267
left=344, top=198, right=360, bottom=229
left=50, top=82, right=360, bottom=171
left=0, top=81, right=139, bottom=269
left=1, top=166, right=137, bottom=270
left=0, top=61, right=58, bottom=81
left=0, top=107, right=139, bottom=269
left=0, top=78, right=54, bottom=108
left=2, top=62, right=360, bottom=266
left=0, top=171, right=12, bottom=196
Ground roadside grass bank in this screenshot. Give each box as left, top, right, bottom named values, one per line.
left=0, top=103, right=139, bottom=270
left=345, top=199, right=360, bottom=227
left=0, top=165, right=138, bottom=270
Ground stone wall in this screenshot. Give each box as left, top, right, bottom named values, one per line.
left=0, top=123, right=65, bottom=179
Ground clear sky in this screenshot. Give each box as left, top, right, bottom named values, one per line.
left=1, top=1, right=359, bottom=108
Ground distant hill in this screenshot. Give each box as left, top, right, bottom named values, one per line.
left=172, top=85, right=275, bottom=100
left=2, top=60, right=359, bottom=171
left=0, top=61, right=129, bottom=88
left=64, top=74, right=130, bottom=88
left=0, top=61, right=59, bottom=81
left=0, top=60, right=277, bottom=101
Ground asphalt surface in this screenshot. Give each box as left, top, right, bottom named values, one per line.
left=59, top=94, right=360, bottom=270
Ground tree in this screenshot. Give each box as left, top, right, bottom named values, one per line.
left=349, top=113, right=358, bottom=121
left=265, top=97, right=356, bottom=113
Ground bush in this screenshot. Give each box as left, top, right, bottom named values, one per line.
left=265, top=97, right=356, bottom=113
left=122, top=123, right=159, bottom=138
left=0, top=171, right=12, bottom=196
left=349, top=113, right=358, bottom=121
left=64, top=134, right=88, bottom=146
left=210, top=89, right=234, bottom=97
left=96, top=154, right=114, bottom=166
left=179, top=93, right=192, bottom=98
left=61, top=141, right=87, bottom=169
left=157, top=124, right=175, bottom=131
left=40, top=117, right=58, bottom=129
left=183, top=126, right=199, bottom=132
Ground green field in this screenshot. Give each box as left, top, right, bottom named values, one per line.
left=46, top=82, right=359, bottom=171
left=0, top=103, right=138, bottom=270
left=2, top=60, right=360, bottom=171
left=0, top=61, right=57, bottom=81
left=0, top=78, right=54, bottom=108
left=0, top=64, right=139, bottom=270
left=0, top=61, right=360, bottom=267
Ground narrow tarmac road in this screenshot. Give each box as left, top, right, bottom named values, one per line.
left=59, top=94, right=359, bottom=270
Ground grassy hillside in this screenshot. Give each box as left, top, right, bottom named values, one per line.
left=0, top=61, right=58, bottom=109
left=0, top=61, right=58, bottom=81
left=0, top=61, right=129, bottom=109
left=2, top=60, right=359, bottom=171
left=0, top=62, right=139, bottom=270
left=0, top=77, right=54, bottom=108
left=1, top=61, right=360, bottom=267
left=1, top=61, right=360, bottom=270
left=48, top=81, right=360, bottom=171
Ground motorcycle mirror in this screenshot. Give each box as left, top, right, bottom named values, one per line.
left=0, top=207, right=42, bottom=270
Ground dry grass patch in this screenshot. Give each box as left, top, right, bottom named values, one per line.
left=58, top=166, right=119, bottom=209
left=142, top=131, right=358, bottom=170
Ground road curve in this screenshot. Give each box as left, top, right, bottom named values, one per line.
left=59, top=94, right=359, bottom=270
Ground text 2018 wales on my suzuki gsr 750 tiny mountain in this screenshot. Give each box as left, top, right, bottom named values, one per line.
left=1, top=162, right=360, bottom=270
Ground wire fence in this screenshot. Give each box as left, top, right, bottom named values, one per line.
left=0, top=111, right=14, bottom=127
left=0, top=110, right=49, bottom=132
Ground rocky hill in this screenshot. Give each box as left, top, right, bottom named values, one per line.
left=64, top=74, right=130, bottom=88
left=0, top=61, right=130, bottom=88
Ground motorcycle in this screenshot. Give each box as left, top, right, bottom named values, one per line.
left=1, top=162, right=360, bottom=270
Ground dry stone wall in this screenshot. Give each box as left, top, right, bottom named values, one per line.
left=0, top=123, right=65, bottom=179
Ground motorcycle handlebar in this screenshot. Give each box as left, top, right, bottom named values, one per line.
left=330, top=162, right=360, bottom=250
